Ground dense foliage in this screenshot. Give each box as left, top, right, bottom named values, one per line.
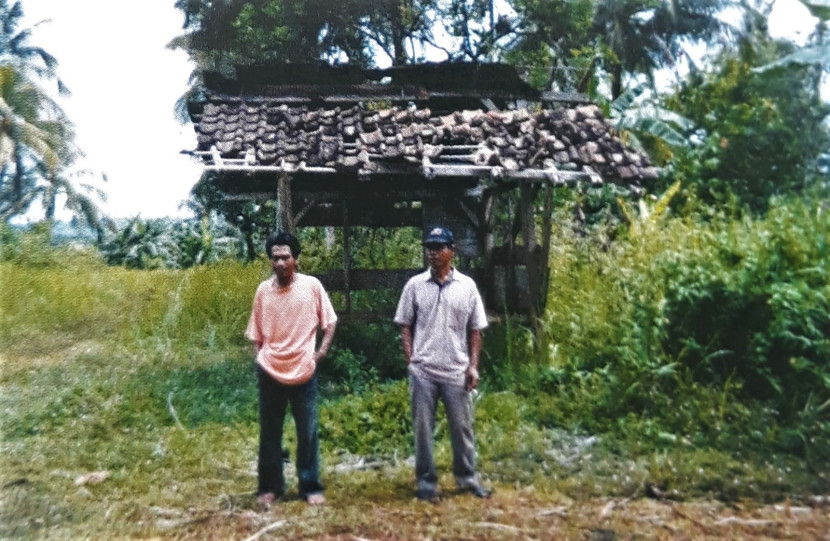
left=666, top=45, right=830, bottom=213
left=538, top=190, right=829, bottom=464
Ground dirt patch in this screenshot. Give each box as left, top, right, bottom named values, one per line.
left=147, top=491, right=830, bottom=540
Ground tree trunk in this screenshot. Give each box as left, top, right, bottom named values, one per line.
left=44, top=178, right=56, bottom=224
left=610, top=61, right=623, bottom=101
left=391, top=0, right=407, bottom=66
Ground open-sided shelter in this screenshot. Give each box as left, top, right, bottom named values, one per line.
left=186, top=62, right=658, bottom=317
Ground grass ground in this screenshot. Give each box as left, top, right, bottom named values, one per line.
left=2, top=244, right=829, bottom=540
left=2, top=338, right=828, bottom=540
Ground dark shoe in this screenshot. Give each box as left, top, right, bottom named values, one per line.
left=415, top=489, right=440, bottom=503
left=468, top=484, right=492, bottom=499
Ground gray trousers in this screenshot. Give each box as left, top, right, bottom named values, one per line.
left=409, top=372, right=482, bottom=492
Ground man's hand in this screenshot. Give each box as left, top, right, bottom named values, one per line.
left=465, top=366, right=479, bottom=391
left=315, top=322, right=336, bottom=365
left=401, top=326, right=414, bottom=364
left=466, top=329, right=482, bottom=391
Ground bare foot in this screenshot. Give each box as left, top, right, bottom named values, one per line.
left=257, top=492, right=276, bottom=508
left=306, top=493, right=326, bottom=506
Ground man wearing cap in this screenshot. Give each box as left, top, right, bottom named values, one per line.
left=394, top=226, right=491, bottom=502
left=245, top=232, right=337, bottom=507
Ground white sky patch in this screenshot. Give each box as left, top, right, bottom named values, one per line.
left=22, top=0, right=201, bottom=220
left=768, top=0, right=819, bottom=46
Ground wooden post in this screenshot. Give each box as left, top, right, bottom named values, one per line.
left=482, top=193, right=496, bottom=311
left=276, top=173, right=295, bottom=233
left=539, top=182, right=554, bottom=317
left=520, top=183, right=540, bottom=321
left=342, top=200, right=351, bottom=313
left=506, top=191, right=517, bottom=313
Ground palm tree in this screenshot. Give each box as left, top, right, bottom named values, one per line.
left=0, top=2, right=109, bottom=236
left=0, top=64, right=64, bottom=220
left=0, top=0, right=67, bottom=94
left=593, top=0, right=732, bottom=100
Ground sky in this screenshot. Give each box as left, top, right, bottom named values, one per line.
left=19, top=0, right=820, bottom=221
left=22, top=0, right=201, bottom=221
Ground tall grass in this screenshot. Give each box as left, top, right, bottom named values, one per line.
left=2, top=214, right=829, bottom=538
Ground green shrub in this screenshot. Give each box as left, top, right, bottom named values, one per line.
left=661, top=203, right=830, bottom=404
left=319, top=346, right=380, bottom=396
left=320, top=380, right=412, bottom=455
left=540, top=194, right=830, bottom=461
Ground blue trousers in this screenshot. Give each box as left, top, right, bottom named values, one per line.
left=257, top=367, right=324, bottom=497
left=409, top=372, right=482, bottom=493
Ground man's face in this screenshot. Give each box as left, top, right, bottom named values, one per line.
left=424, top=243, right=454, bottom=271
left=270, top=245, right=296, bottom=281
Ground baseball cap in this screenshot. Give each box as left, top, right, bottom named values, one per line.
left=423, top=226, right=454, bottom=245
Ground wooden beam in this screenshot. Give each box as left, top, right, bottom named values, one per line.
left=457, top=200, right=481, bottom=230
left=292, top=188, right=474, bottom=202
left=482, top=192, right=496, bottom=311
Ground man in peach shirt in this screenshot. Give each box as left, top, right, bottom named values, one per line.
left=245, top=232, right=337, bottom=506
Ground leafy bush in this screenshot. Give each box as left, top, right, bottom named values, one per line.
left=661, top=200, right=830, bottom=403
left=540, top=193, right=830, bottom=461
left=320, top=380, right=412, bottom=455
left=318, top=346, right=379, bottom=396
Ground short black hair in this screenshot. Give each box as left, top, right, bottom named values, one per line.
left=265, top=231, right=301, bottom=259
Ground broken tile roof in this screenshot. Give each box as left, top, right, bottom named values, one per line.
left=189, top=99, right=658, bottom=186
left=187, top=63, right=659, bottom=190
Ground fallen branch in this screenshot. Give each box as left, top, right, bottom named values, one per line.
left=537, top=506, right=568, bottom=518
left=334, top=458, right=386, bottom=472
left=74, top=471, right=110, bottom=486
left=600, top=498, right=629, bottom=518
left=242, top=520, right=287, bottom=541
left=773, top=504, right=813, bottom=516
left=808, top=495, right=829, bottom=508
left=714, top=517, right=776, bottom=527
left=474, top=522, right=524, bottom=533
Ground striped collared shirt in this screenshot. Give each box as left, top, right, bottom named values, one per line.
left=394, top=268, right=488, bottom=385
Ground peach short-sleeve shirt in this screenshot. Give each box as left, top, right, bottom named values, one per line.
left=245, top=274, right=337, bottom=385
